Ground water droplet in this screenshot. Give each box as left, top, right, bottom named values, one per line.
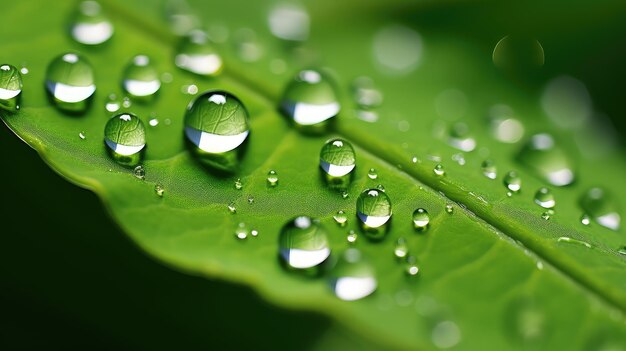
left=251, top=229, right=259, bottom=237
left=149, top=118, right=159, bottom=127
left=347, top=230, right=358, bottom=244
left=280, top=69, right=340, bottom=132
left=375, top=184, right=386, bottom=192
left=164, top=0, right=200, bottom=36
left=503, top=171, right=522, bottom=193
left=413, top=208, right=430, bottom=231
left=411, top=156, right=420, bottom=164
left=445, top=203, right=454, bottom=214
left=184, top=91, right=250, bottom=173
left=122, top=96, right=131, bottom=108
left=181, top=84, right=198, bottom=95
left=367, top=168, right=378, bottom=180
left=557, top=236, right=591, bottom=248
left=247, top=195, right=254, bottom=204
left=517, top=133, right=575, bottom=186
left=266, top=170, right=279, bottom=187
left=372, top=25, right=422, bottom=75
left=227, top=202, right=236, bottom=213
left=492, top=35, right=544, bottom=71
left=451, top=153, right=465, bottom=166
left=232, top=28, right=264, bottom=62
left=355, top=110, right=379, bottom=123
left=330, top=248, right=377, bottom=301
left=70, top=1, right=114, bottom=45
left=405, top=255, right=419, bottom=276
left=105, top=94, right=120, bottom=113
left=234, top=222, right=248, bottom=240
left=268, top=3, right=309, bottom=41
left=279, top=216, right=330, bottom=270
left=133, top=165, right=145, bottom=180
left=351, top=76, right=383, bottom=109
left=19, top=67, right=29, bottom=75
left=541, top=212, right=551, bottom=220
left=154, top=182, right=165, bottom=197
left=356, top=189, right=392, bottom=240
left=580, top=187, right=621, bottom=230
left=0, top=64, right=23, bottom=112
left=617, top=246, right=626, bottom=256
left=581, top=214, right=591, bottom=226
left=122, top=55, right=161, bottom=99
left=104, top=113, right=146, bottom=166
left=234, top=178, right=243, bottom=190
left=481, top=160, right=497, bottom=180
left=45, top=53, right=96, bottom=112
left=432, top=320, right=461, bottom=349
left=433, top=164, right=445, bottom=176
left=447, top=123, right=476, bottom=152
left=534, top=187, right=555, bottom=209
left=341, top=191, right=349, bottom=199
left=79, top=131, right=86, bottom=140
left=320, top=139, right=356, bottom=189
left=394, top=237, right=409, bottom=258
left=333, top=210, right=348, bottom=227
left=541, top=76, right=591, bottom=129
left=175, top=30, right=223, bottom=76
left=489, top=104, right=525, bottom=143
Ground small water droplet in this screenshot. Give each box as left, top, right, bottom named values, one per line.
left=227, top=202, right=236, bottom=213
left=534, top=187, right=556, bottom=209
left=356, top=188, right=392, bottom=240
left=280, top=69, right=340, bottom=132
left=341, top=191, right=349, bottom=199
left=149, top=118, right=159, bottom=127
left=267, top=3, right=309, bottom=41
left=184, top=91, right=250, bottom=173
left=79, top=131, right=86, bottom=140
left=70, top=1, right=114, bottom=45
left=247, top=195, right=254, bottom=204
left=133, top=165, right=145, bottom=180
left=581, top=214, right=591, bottom=226
left=105, top=94, right=120, bottom=113
left=46, top=53, right=96, bottom=112
left=433, top=164, right=445, bottom=176
left=181, top=84, right=198, bottom=95
left=413, top=208, right=430, bottom=231
left=330, top=248, right=377, bottom=301
left=405, top=255, right=419, bottom=276
left=251, top=229, right=259, bottom=237
left=347, top=230, right=358, bottom=244
left=447, top=123, right=476, bottom=152
left=104, top=113, right=146, bottom=166
left=351, top=76, right=383, bottom=109
left=154, top=182, right=165, bottom=197
left=0, top=64, right=23, bottom=112
left=503, top=171, right=522, bottom=193
left=617, top=246, right=626, bottom=256
left=367, top=168, right=378, bottom=180
left=320, top=139, right=356, bottom=189
left=489, top=104, right=525, bottom=143
left=234, top=178, right=243, bottom=190
left=517, top=133, right=575, bottom=186
left=122, top=55, right=161, bottom=99
left=481, top=160, right=497, bottom=180
left=445, top=204, right=454, bottom=214
left=122, top=96, right=132, bottom=108
left=432, top=320, right=461, bottom=349
left=557, top=236, right=591, bottom=248
left=279, top=216, right=330, bottom=270
left=266, top=170, right=279, bottom=187
left=175, top=30, right=223, bottom=76
left=411, top=156, right=420, bottom=164
left=541, top=212, right=551, bottom=220
left=580, top=187, right=621, bottom=230
left=506, top=191, right=513, bottom=197
left=451, top=153, right=466, bottom=166
left=394, top=237, right=409, bottom=258
left=333, top=210, right=347, bottom=227
left=19, top=67, right=29, bottom=75
left=234, top=222, right=248, bottom=240
left=375, top=184, right=385, bottom=192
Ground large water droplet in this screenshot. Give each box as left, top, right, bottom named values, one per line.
left=184, top=91, right=250, bottom=173
left=104, top=113, right=146, bottom=166
left=320, top=138, right=356, bottom=190
left=580, top=187, right=621, bottom=230
left=534, top=187, right=556, bottom=209
left=46, top=53, right=96, bottom=112
left=279, top=216, right=331, bottom=270
left=481, top=160, right=497, bottom=180
left=330, top=248, right=377, bottom=301
left=412, top=208, right=430, bottom=231
left=447, top=123, right=476, bottom=152
left=280, top=69, right=340, bottom=132
left=0, top=64, right=22, bottom=112
left=175, top=30, right=223, bottom=76
left=70, top=1, right=114, bottom=45
left=503, top=171, right=522, bottom=193
left=122, top=55, right=161, bottom=99
left=356, top=188, right=392, bottom=240
left=517, top=133, right=575, bottom=186
left=492, top=35, right=544, bottom=71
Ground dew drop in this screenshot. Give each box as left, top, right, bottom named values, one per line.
left=580, top=187, right=621, bottom=230
left=375, top=184, right=385, bottom=192
left=154, top=183, right=165, bottom=197
left=280, top=69, right=340, bottom=132
left=104, top=113, right=146, bottom=166
left=447, top=123, right=476, bottom=152
left=330, top=248, right=377, bottom=301
left=70, top=1, right=114, bottom=45
left=45, top=53, right=96, bottom=112
left=503, top=171, right=522, bottom=193
left=351, top=76, right=383, bottom=109
left=445, top=203, right=454, bottom=214
left=492, top=35, right=544, bottom=71
left=341, top=191, right=349, bottom=199
left=581, top=214, right=591, bottom=226
left=481, top=160, right=497, bottom=180
left=234, top=222, right=248, bottom=240
left=320, top=138, right=356, bottom=189
left=251, top=229, right=259, bottom=237
left=367, top=168, right=378, bottom=180
left=557, top=236, right=591, bottom=249
left=356, top=189, right=392, bottom=240
left=394, top=237, right=409, bottom=258
left=517, top=133, right=575, bottom=186
left=279, top=216, right=331, bottom=270
left=149, top=118, right=159, bottom=127
left=181, top=84, right=198, bottom=95
left=405, top=255, right=419, bottom=276
left=184, top=91, right=250, bottom=173
left=79, top=131, right=86, bottom=140
left=541, top=212, right=551, bottom=220
left=122, top=55, right=161, bottom=99
left=534, top=187, right=555, bottom=209
left=175, top=30, right=223, bottom=76
left=105, top=94, right=121, bottom=113
left=333, top=210, right=347, bottom=227
left=347, top=230, right=358, bottom=244
left=234, top=178, right=243, bottom=190
left=412, top=208, right=430, bottom=231
left=122, top=96, right=132, bottom=108
left=247, top=195, right=254, bottom=204
left=133, top=165, right=145, bottom=180
left=266, top=170, right=279, bottom=187
left=0, top=64, right=23, bottom=112
left=20, top=67, right=29, bottom=75
left=433, top=164, right=445, bottom=176
left=227, top=202, right=236, bottom=214
left=489, top=104, right=525, bottom=144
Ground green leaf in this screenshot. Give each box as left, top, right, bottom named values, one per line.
left=1, top=0, right=625, bottom=349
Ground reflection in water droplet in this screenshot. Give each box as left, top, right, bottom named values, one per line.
left=368, top=168, right=378, bottom=180
left=489, top=104, right=525, bottom=143
left=234, top=178, right=243, bottom=190
left=481, top=160, right=497, bottom=180
left=123, top=55, right=161, bottom=99
left=448, top=123, right=476, bottom=152
left=0, top=64, right=23, bottom=112
left=347, top=230, right=358, bottom=244
left=445, top=204, right=454, bottom=214
left=534, top=187, right=556, bottom=209
left=267, top=170, right=279, bottom=187
left=517, top=133, right=575, bottom=186
left=413, top=208, right=430, bottom=231
left=280, top=69, right=340, bottom=132
left=104, top=113, right=146, bottom=166
left=356, top=189, right=392, bottom=240
left=184, top=91, right=250, bottom=173
left=235, top=222, right=248, bottom=240
left=541, top=76, right=591, bottom=129
left=320, top=139, right=356, bottom=190
left=70, top=1, right=114, bottom=45
left=333, top=210, right=347, bottom=227
left=492, top=35, right=544, bottom=71
left=46, top=53, right=96, bottom=112
left=394, top=237, right=409, bottom=258
left=557, top=236, right=591, bottom=248
left=372, top=25, right=422, bottom=75
left=503, top=171, right=522, bottom=193
left=433, top=164, right=445, bottom=176
left=351, top=76, right=383, bottom=109
left=405, top=255, right=419, bottom=276
left=175, top=30, right=223, bottom=76
left=133, top=165, right=145, bottom=180
left=154, top=183, right=165, bottom=197
left=267, top=3, right=309, bottom=41
left=279, top=216, right=330, bottom=270
left=580, top=187, right=621, bottom=230
left=432, top=320, right=461, bottom=349
left=330, top=248, right=377, bottom=301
